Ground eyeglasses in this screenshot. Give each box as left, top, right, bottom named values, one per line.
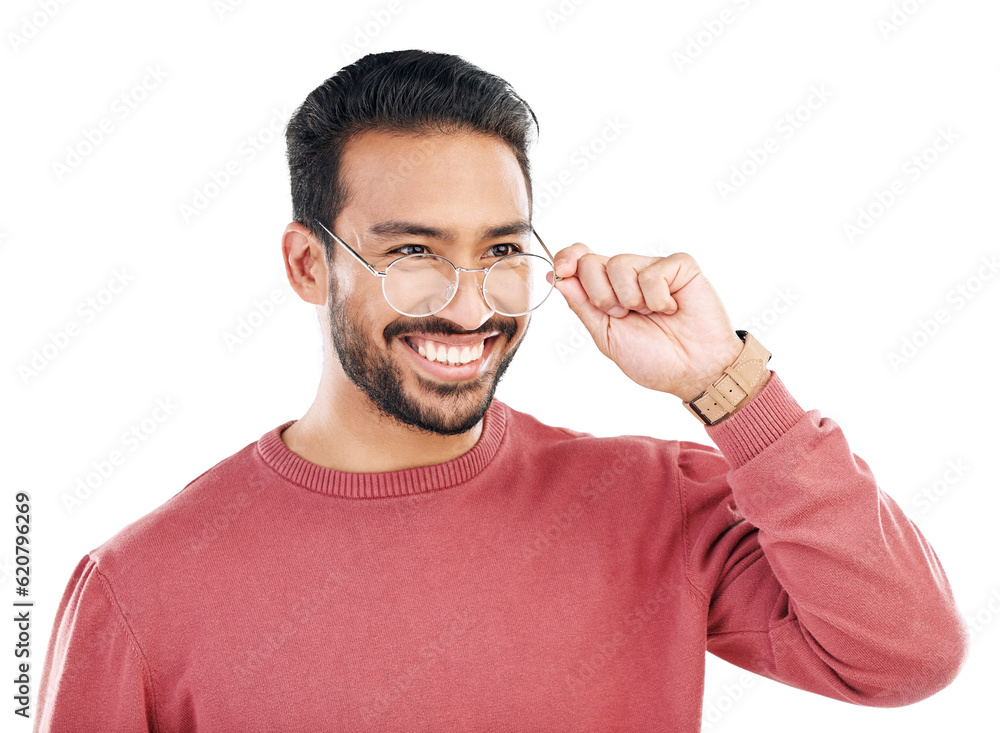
left=316, top=221, right=563, bottom=317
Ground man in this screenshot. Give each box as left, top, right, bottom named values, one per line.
left=35, top=50, right=966, bottom=731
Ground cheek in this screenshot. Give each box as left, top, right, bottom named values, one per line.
left=330, top=263, right=383, bottom=314
left=333, top=279, right=407, bottom=345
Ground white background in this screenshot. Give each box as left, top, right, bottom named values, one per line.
left=3, top=0, right=998, bottom=729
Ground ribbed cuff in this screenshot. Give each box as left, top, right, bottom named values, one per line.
left=705, top=371, right=805, bottom=468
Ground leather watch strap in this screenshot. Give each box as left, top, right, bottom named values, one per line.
left=685, top=331, right=771, bottom=425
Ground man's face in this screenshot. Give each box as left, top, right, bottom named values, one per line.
left=325, top=129, right=533, bottom=436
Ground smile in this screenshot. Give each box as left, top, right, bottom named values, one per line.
left=405, top=335, right=486, bottom=366
left=399, top=333, right=500, bottom=379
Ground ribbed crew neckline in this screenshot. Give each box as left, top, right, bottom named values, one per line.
left=256, top=399, right=508, bottom=499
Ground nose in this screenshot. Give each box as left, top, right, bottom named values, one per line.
left=435, top=268, right=494, bottom=331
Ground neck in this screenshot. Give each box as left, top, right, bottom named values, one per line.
left=280, top=365, right=485, bottom=474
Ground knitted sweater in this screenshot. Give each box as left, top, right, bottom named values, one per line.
left=34, top=372, right=967, bottom=732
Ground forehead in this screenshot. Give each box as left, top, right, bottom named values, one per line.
left=338, top=129, right=530, bottom=227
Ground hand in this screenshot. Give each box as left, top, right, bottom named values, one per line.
left=551, top=244, right=745, bottom=402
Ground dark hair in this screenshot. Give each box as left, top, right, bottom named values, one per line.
left=285, top=50, right=539, bottom=259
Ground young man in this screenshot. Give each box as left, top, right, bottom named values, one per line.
left=35, top=50, right=966, bottom=731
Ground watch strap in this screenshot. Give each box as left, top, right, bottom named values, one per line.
left=685, top=331, right=771, bottom=425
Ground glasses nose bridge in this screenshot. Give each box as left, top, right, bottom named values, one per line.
left=448, top=263, right=490, bottom=304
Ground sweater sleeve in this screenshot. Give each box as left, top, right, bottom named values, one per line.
left=679, top=371, right=968, bottom=706
left=34, top=554, right=157, bottom=733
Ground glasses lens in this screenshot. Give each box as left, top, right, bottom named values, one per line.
left=484, top=254, right=555, bottom=316
left=383, top=255, right=457, bottom=316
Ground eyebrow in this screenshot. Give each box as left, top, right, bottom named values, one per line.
left=367, top=219, right=532, bottom=241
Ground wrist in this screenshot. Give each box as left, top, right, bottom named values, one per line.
left=675, top=335, right=744, bottom=403
left=684, top=331, right=772, bottom=425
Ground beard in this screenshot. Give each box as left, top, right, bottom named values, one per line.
left=327, top=277, right=527, bottom=436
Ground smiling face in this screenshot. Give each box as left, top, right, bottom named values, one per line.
left=323, top=128, right=533, bottom=436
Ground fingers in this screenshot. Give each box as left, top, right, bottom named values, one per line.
left=577, top=252, right=627, bottom=316
left=606, top=254, right=656, bottom=316
left=628, top=254, right=694, bottom=315
left=552, top=242, right=593, bottom=279
left=554, top=245, right=700, bottom=318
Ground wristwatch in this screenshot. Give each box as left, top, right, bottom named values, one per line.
left=685, top=330, right=771, bottom=425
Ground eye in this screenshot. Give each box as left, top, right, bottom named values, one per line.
left=390, top=244, right=429, bottom=256
left=488, top=243, right=523, bottom=258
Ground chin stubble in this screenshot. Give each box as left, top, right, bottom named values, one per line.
left=327, top=283, right=526, bottom=437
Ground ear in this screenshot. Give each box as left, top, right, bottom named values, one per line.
left=282, top=222, right=328, bottom=306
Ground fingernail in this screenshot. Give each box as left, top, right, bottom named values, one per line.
left=609, top=306, right=628, bottom=318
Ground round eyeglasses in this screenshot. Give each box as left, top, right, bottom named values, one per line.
left=316, top=222, right=562, bottom=317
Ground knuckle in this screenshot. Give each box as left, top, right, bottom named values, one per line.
left=619, top=293, right=644, bottom=309
left=591, top=292, right=619, bottom=311
left=577, top=252, right=603, bottom=272
left=637, top=267, right=661, bottom=284
left=605, top=254, right=632, bottom=274
left=645, top=295, right=670, bottom=311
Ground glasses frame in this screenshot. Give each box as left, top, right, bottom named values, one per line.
left=316, top=221, right=563, bottom=318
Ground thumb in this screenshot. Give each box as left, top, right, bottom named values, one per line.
left=554, top=276, right=608, bottom=338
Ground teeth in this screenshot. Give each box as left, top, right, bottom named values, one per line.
left=407, top=337, right=486, bottom=366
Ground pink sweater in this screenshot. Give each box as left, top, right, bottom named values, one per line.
left=34, top=372, right=966, bottom=731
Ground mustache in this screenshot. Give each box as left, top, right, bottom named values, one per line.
left=382, top=315, right=519, bottom=344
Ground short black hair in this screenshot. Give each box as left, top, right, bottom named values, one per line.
left=285, top=49, right=539, bottom=259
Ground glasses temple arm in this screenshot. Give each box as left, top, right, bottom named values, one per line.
left=531, top=228, right=563, bottom=281
left=316, top=221, right=383, bottom=278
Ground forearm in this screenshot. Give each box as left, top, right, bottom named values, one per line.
left=695, top=373, right=967, bottom=704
